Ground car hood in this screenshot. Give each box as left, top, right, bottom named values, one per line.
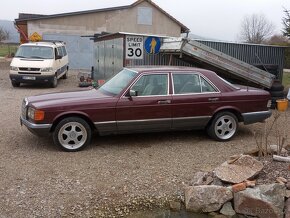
left=27, top=88, right=113, bottom=109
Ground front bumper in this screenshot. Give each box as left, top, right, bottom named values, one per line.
left=242, top=110, right=272, bottom=125
left=10, top=74, right=54, bottom=84
left=20, top=116, right=52, bottom=137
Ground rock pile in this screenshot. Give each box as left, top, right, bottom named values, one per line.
left=183, top=155, right=289, bottom=218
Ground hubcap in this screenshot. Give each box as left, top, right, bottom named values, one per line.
left=58, top=122, right=87, bottom=150
left=214, top=115, right=236, bottom=140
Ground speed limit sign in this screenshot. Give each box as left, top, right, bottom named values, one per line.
left=126, top=36, right=144, bottom=59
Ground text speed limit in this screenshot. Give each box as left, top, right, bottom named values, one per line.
left=126, top=36, right=144, bottom=59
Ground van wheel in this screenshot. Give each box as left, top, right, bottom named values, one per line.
left=51, top=75, right=58, bottom=88
left=11, top=81, right=20, bottom=87
left=62, top=72, right=68, bottom=79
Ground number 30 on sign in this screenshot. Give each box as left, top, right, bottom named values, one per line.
left=126, top=36, right=144, bottom=59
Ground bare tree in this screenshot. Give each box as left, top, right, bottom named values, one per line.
left=267, top=34, right=289, bottom=45
left=282, top=8, right=290, bottom=38
left=240, top=14, right=275, bottom=44
left=0, top=27, right=10, bottom=42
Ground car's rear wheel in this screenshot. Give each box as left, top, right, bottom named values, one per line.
left=53, top=117, right=92, bottom=152
left=207, top=112, right=238, bottom=141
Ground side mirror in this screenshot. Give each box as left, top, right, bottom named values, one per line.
left=55, top=55, right=62, bottom=60
left=128, top=89, right=137, bottom=97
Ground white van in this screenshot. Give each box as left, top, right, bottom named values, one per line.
left=9, top=41, right=69, bottom=88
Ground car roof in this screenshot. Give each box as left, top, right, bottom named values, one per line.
left=127, top=66, right=216, bottom=75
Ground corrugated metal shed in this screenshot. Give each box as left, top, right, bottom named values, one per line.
left=195, top=39, right=285, bottom=79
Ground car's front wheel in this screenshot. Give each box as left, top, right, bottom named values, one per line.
left=207, top=111, right=238, bottom=141
left=53, top=117, right=92, bottom=151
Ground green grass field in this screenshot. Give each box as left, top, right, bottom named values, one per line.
left=0, top=44, right=18, bottom=57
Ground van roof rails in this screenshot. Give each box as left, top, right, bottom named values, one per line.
left=29, top=40, right=65, bottom=45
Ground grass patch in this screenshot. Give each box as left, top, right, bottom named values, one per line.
left=0, top=44, right=18, bottom=57
left=282, top=70, right=290, bottom=89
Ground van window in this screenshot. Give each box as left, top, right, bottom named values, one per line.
left=15, top=46, right=53, bottom=59
left=57, top=47, right=63, bottom=57
left=61, top=46, right=67, bottom=56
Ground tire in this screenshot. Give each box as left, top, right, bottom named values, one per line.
left=11, top=81, right=20, bottom=87
left=207, top=112, right=238, bottom=141
left=51, top=75, right=58, bottom=88
left=270, top=90, right=284, bottom=97
left=270, top=83, right=284, bottom=92
left=53, top=117, right=92, bottom=152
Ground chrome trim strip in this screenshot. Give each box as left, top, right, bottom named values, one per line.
left=94, top=121, right=117, bottom=125
left=172, top=116, right=211, bottom=121
left=94, top=116, right=212, bottom=125
left=21, top=116, right=52, bottom=129
left=242, top=111, right=271, bottom=116
left=117, top=117, right=171, bottom=124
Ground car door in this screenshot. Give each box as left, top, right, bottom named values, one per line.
left=116, top=73, right=172, bottom=133
left=171, top=72, right=221, bottom=130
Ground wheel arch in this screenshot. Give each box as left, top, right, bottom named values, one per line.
left=50, top=112, right=95, bottom=133
left=207, top=107, right=243, bottom=128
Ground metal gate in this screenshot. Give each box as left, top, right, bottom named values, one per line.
left=43, top=33, right=94, bottom=70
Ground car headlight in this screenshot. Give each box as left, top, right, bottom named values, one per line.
left=10, top=66, right=19, bottom=71
left=41, top=67, right=53, bottom=72
left=27, top=107, right=45, bottom=121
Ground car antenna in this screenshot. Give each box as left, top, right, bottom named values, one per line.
left=255, top=53, right=270, bottom=74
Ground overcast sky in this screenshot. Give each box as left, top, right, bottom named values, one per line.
left=1, top=0, right=289, bottom=42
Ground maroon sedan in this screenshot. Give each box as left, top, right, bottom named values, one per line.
left=20, top=67, right=271, bottom=151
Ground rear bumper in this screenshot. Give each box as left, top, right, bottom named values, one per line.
left=242, top=110, right=272, bottom=125
left=10, top=74, right=54, bottom=84
left=20, top=116, right=52, bottom=137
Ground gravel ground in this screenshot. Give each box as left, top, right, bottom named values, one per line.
left=0, top=59, right=289, bottom=217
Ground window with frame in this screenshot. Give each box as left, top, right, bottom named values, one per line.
left=173, top=73, right=217, bottom=94
left=131, top=74, right=168, bottom=96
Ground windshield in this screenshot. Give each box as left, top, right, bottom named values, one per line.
left=15, top=46, right=54, bottom=59
left=99, top=69, right=137, bottom=95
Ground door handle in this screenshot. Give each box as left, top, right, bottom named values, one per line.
left=158, top=100, right=171, bottom=104
left=208, top=97, right=219, bottom=102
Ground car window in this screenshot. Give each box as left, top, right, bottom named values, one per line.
left=131, top=74, right=168, bottom=96
left=200, top=77, right=217, bottom=92
left=57, top=47, right=63, bottom=57
left=61, top=46, right=67, bottom=56
left=173, top=73, right=201, bottom=94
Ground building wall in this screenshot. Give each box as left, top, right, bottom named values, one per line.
left=27, top=1, right=182, bottom=37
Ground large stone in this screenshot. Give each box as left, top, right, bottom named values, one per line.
left=220, top=202, right=236, bottom=216
left=190, top=171, right=213, bottom=186
left=234, top=183, right=286, bottom=218
left=184, top=185, right=233, bottom=213
left=269, top=144, right=288, bottom=155
left=285, top=198, right=290, bottom=218
left=215, top=155, right=263, bottom=183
